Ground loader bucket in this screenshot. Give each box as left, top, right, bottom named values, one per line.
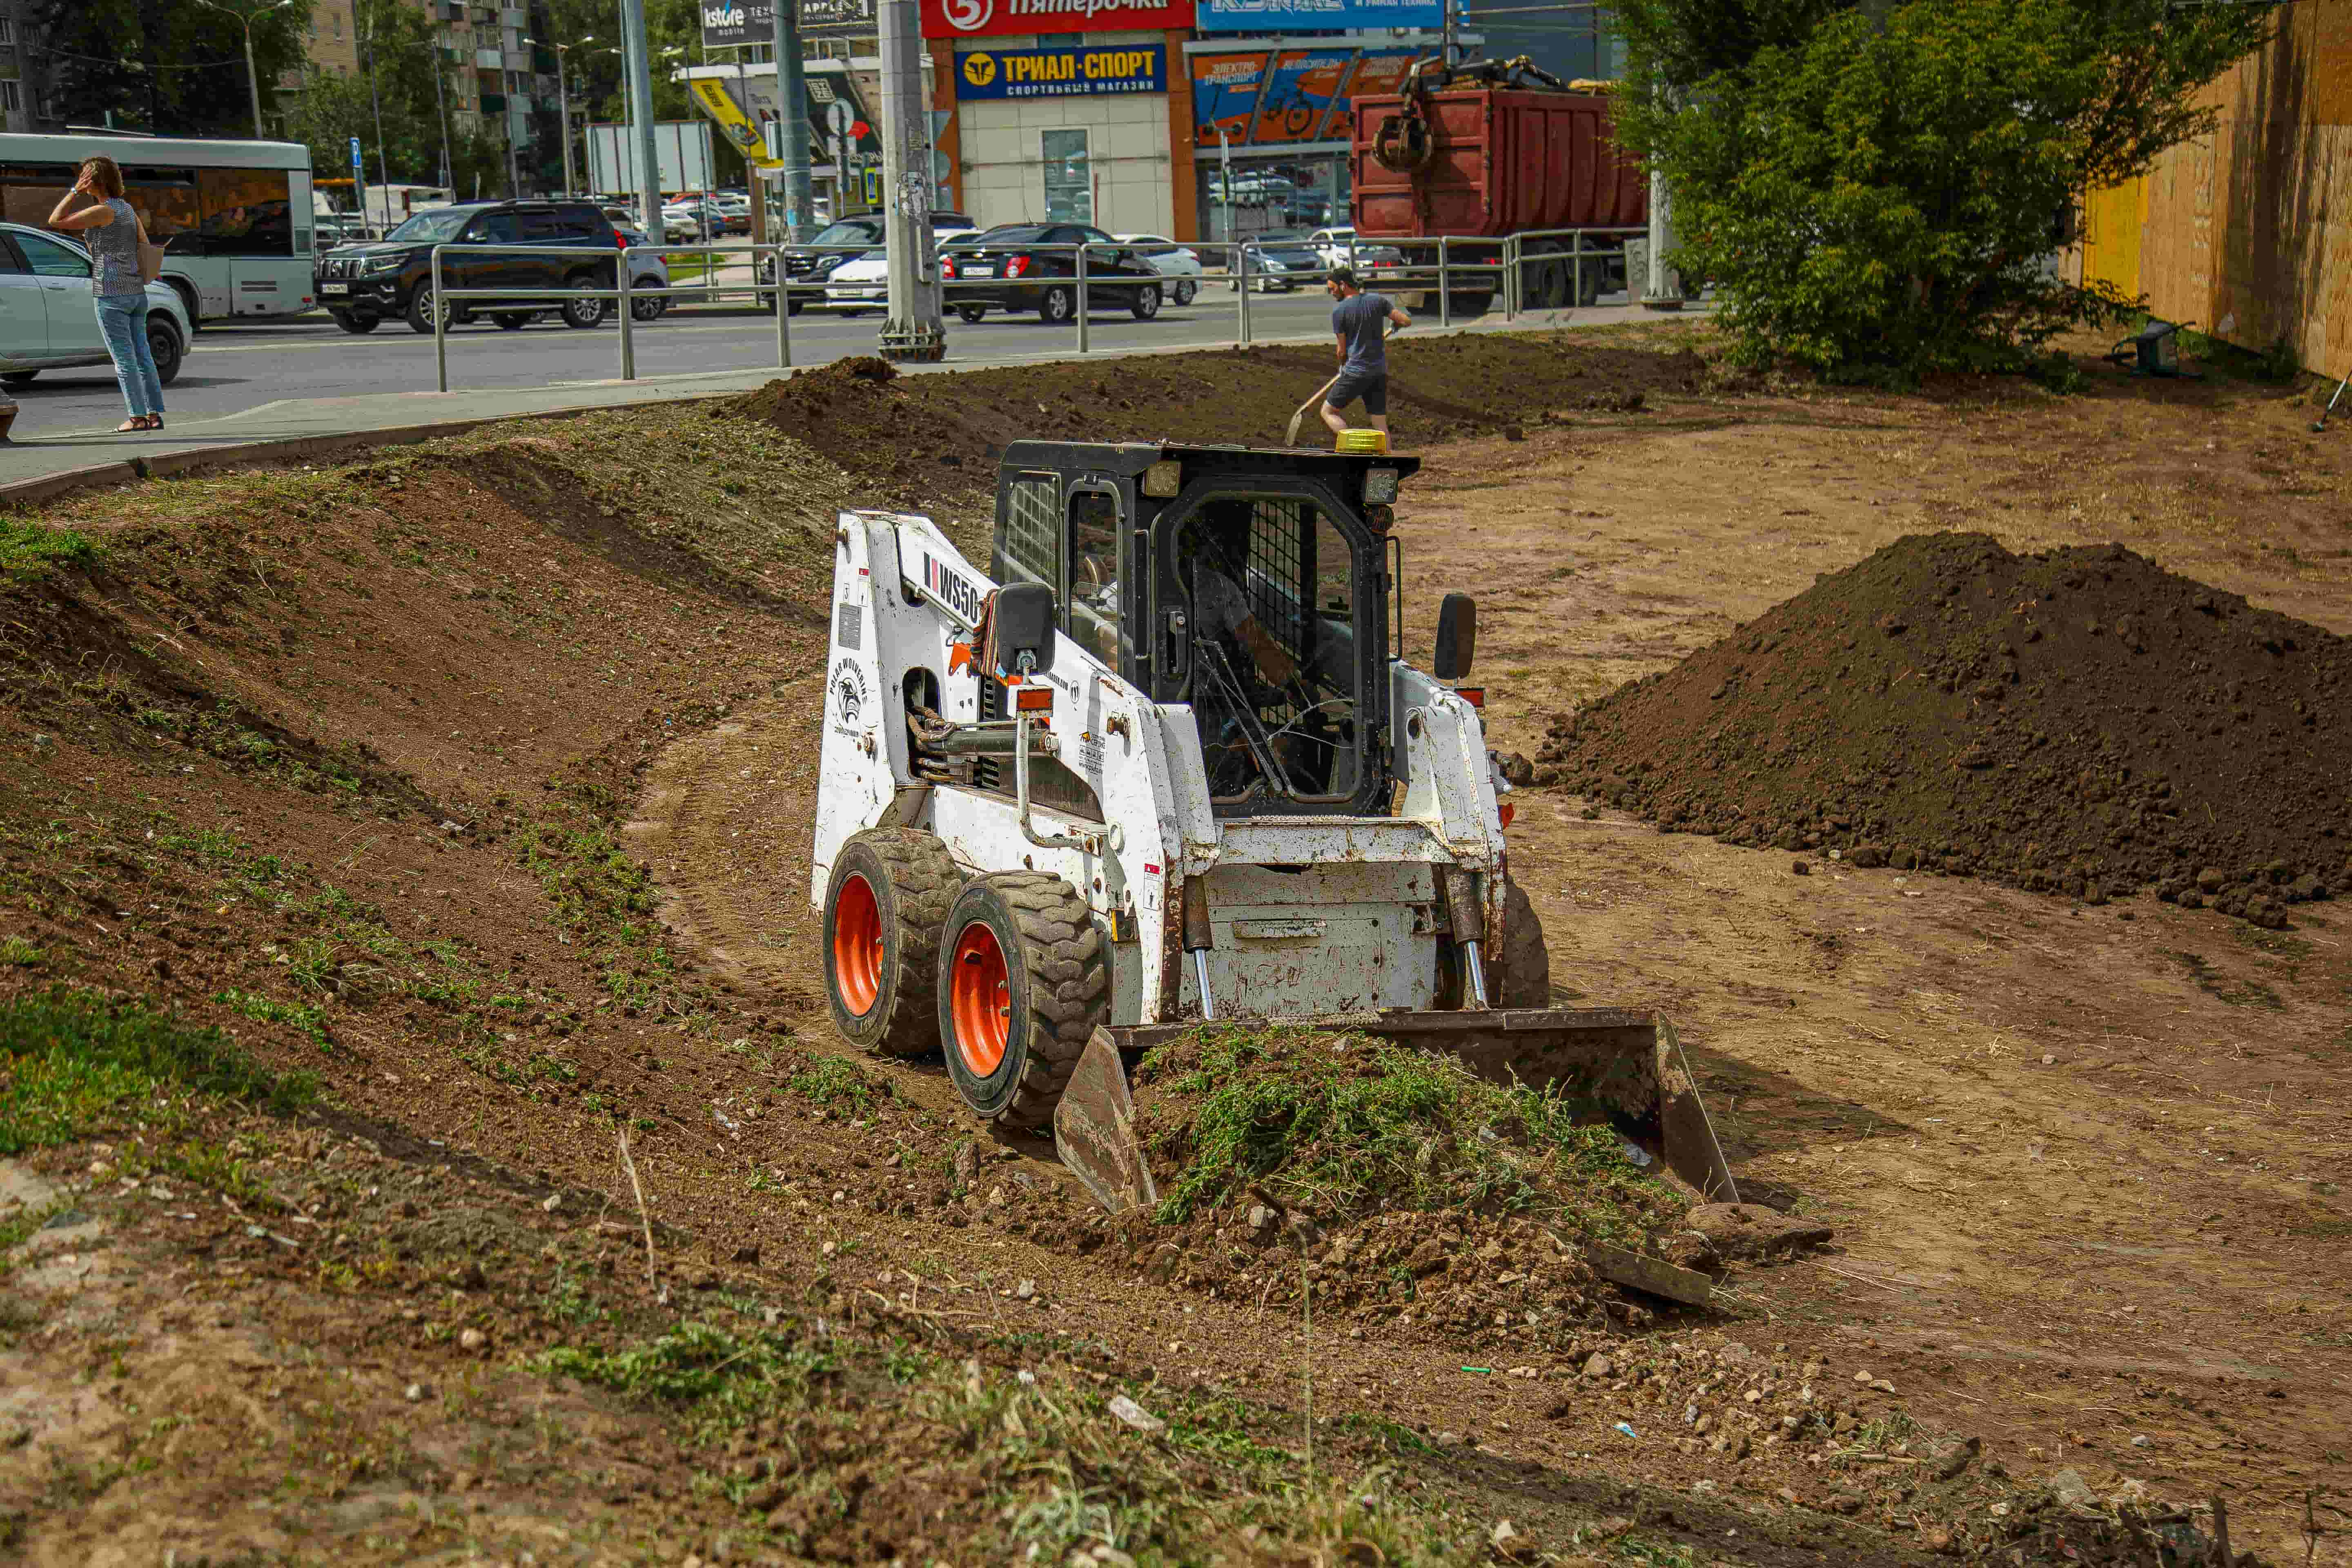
left=1051, top=1007, right=1740, bottom=1216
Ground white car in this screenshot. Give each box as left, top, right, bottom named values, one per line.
left=1117, top=233, right=1202, bottom=305
left=659, top=204, right=708, bottom=243
left=1306, top=226, right=1409, bottom=281
left=613, top=223, right=673, bottom=321
left=0, top=220, right=192, bottom=390
left=822, top=248, right=889, bottom=314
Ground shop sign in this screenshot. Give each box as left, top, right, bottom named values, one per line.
left=1321, top=46, right=1412, bottom=143
left=1249, top=49, right=1352, bottom=143
left=957, top=44, right=1167, bottom=100
left=922, top=0, right=1193, bottom=39
left=1194, top=0, right=1439, bottom=31
left=701, top=0, right=875, bottom=47
left=1191, top=50, right=1270, bottom=146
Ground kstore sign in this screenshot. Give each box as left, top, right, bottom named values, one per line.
left=957, top=44, right=1167, bottom=100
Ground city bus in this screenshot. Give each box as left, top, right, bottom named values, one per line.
left=0, top=133, right=316, bottom=325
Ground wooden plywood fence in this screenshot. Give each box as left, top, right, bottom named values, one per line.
left=2135, top=0, right=2352, bottom=380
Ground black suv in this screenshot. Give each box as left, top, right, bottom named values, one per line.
left=315, top=199, right=620, bottom=335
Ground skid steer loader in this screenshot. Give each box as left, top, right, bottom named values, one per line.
left=812, top=439, right=1736, bottom=1216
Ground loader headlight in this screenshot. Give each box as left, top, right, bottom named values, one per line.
left=1364, top=466, right=1400, bottom=504
left=1142, top=459, right=1182, bottom=499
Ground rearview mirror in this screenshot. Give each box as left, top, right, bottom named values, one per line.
left=1433, top=593, right=1476, bottom=682
left=990, top=581, right=1058, bottom=678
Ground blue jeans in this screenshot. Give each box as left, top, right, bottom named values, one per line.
left=95, top=293, right=164, bottom=419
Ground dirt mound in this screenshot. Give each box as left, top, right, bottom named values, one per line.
left=720, top=331, right=1712, bottom=509
left=1538, top=533, right=2352, bottom=922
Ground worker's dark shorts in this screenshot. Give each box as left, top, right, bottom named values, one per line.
left=1325, top=369, right=1388, bottom=416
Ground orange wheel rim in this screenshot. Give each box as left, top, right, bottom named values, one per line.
left=950, top=922, right=1010, bottom=1077
left=833, top=873, right=883, bottom=1015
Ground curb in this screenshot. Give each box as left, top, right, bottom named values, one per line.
left=0, top=407, right=603, bottom=510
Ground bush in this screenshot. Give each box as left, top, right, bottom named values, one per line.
left=1615, top=0, right=2277, bottom=381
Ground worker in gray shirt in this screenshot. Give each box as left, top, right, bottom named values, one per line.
left=1320, top=267, right=1412, bottom=441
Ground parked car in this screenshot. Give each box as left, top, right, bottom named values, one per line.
left=1305, top=226, right=1406, bottom=276
left=314, top=198, right=618, bottom=334
left=0, top=221, right=191, bottom=387
left=1116, top=234, right=1202, bottom=305
left=821, top=248, right=889, bottom=314
left=755, top=212, right=979, bottom=312
left=938, top=223, right=1163, bottom=323
left=660, top=203, right=710, bottom=243
left=1231, top=231, right=1327, bottom=292
left=613, top=223, right=673, bottom=321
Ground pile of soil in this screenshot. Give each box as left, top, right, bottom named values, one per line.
left=719, top=333, right=1711, bottom=507
left=1538, top=533, right=2352, bottom=924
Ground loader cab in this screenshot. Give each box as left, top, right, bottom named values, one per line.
left=991, top=440, right=1418, bottom=819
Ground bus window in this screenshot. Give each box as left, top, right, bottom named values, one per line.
left=0, top=163, right=69, bottom=230
left=194, top=167, right=291, bottom=256
left=120, top=167, right=199, bottom=242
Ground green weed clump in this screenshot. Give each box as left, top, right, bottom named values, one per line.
left=1135, top=1027, right=1678, bottom=1236
left=0, top=517, right=101, bottom=579
left=539, top=1320, right=831, bottom=1443
left=0, top=988, right=314, bottom=1155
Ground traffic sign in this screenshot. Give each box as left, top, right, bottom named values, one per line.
left=348, top=135, right=363, bottom=171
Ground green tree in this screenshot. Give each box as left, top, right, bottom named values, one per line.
left=35, top=0, right=315, bottom=137
left=1612, top=0, right=2278, bottom=380
left=285, top=0, right=516, bottom=206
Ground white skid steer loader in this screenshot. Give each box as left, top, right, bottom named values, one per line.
left=813, top=440, right=1736, bottom=1215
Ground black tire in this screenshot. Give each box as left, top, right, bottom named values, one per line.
left=938, top=872, right=1108, bottom=1130
left=1172, top=278, right=1196, bottom=306
left=494, top=313, right=531, bottom=331
left=330, top=310, right=379, bottom=334
left=630, top=283, right=666, bottom=322
left=1, top=370, right=35, bottom=387
left=560, top=275, right=607, bottom=329
left=404, top=285, right=446, bottom=334
left=822, top=829, right=963, bottom=1059
left=1038, top=285, right=1075, bottom=323
left=146, top=315, right=185, bottom=387
left=956, top=303, right=987, bottom=324
left=1494, top=878, right=1551, bottom=1009
left=1129, top=282, right=1161, bottom=321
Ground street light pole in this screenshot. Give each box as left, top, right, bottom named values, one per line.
left=361, top=9, right=391, bottom=229
left=771, top=0, right=814, bottom=242
left=194, top=0, right=293, bottom=140
left=619, top=0, right=662, bottom=237
left=526, top=35, right=586, bottom=195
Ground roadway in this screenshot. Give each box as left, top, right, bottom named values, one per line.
left=3, top=287, right=1410, bottom=433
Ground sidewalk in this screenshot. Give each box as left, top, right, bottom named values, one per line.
left=0, top=300, right=1697, bottom=499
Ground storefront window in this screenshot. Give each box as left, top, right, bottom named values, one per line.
left=1041, top=128, right=1090, bottom=224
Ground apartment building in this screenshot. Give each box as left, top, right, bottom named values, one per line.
left=0, top=0, right=63, bottom=133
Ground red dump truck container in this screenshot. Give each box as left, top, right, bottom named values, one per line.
left=1350, top=81, right=1647, bottom=307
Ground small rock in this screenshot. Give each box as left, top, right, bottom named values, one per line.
left=2131, top=1434, right=2152, bottom=1448
left=2040, top=1054, right=2056, bottom=1065
left=1015, top=1278, right=1036, bottom=1301
left=541, top=1193, right=561, bottom=1212
left=1927, top=1434, right=1980, bottom=1479
left=403, top=1382, right=429, bottom=1402
left=1107, top=1395, right=1165, bottom=1433
left=1822, top=1492, right=1864, bottom=1515
left=1246, top=1204, right=1276, bottom=1232
left=459, top=1327, right=486, bottom=1352
left=1583, top=1353, right=1615, bottom=1380
left=1792, top=859, right=1812, bottom=877
left=952, top=1144, right=980, bottom=1188
left=2049, top=1469, right=2097, bottom=1509
left=1502, top=425, right=1527, bottom=443
left=1852, top=1369, right=1873, bottom=1385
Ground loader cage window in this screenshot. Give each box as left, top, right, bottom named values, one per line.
left=1170, top=490, right=1370, bottom=814
left=1000, top=473, right=1062, bottom=593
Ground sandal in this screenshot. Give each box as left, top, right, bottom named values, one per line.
left=116, top=419, right=145, bottom=433
left=146, top=414, right=164, bottom=430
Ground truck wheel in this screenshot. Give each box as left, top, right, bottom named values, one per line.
left=938, top=872, right=1108, bottom=1130
left=822, top=829, right=963, bottom=1058
left=1494, top=878, right=1551, bottom=1008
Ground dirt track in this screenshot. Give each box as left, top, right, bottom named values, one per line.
left=0, top=328, right=2347, bottom=1564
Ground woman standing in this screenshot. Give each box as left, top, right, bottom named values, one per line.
left=47, top=156, right=165, bottom=433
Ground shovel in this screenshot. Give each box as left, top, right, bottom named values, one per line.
left=1284, top=321, right=1403, bottom=447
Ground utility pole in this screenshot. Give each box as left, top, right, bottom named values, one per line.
left=1441, top=0, right=1459, bottom=69
left=362, top=11, right=391, bottom=228
left=874, top=0, right=941, bottom=361
left=771, top=0, right=815, bottom=241
left=432, top=50, right=454, bottom=191
left=619, top=0, right=663, bottom=232
left=195, top=0, right=293, bottom=140
left=526, top=36, right=586, bottom=195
